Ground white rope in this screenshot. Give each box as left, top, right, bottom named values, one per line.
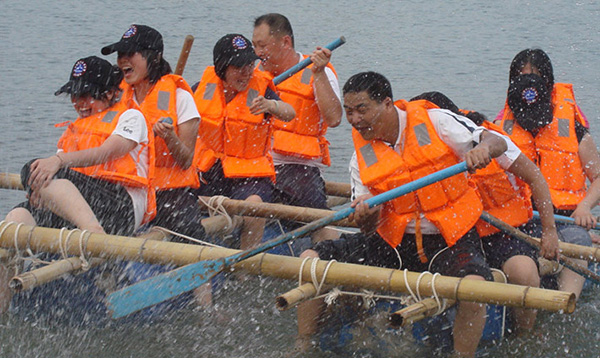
left=77, top=230, right=91, bottom=271
left=415, top=271, right=433, bottom=302
left=198, top=195, right=233, bottom=229
left=151, top=226, right=224, bottom=247
left=403, top=269, right=418, bottom=303
left=298, top=256, right=311, bottom=286
left=310, top=258, right=336, bottom=296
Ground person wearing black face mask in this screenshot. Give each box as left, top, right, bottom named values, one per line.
left=496, top=48, right=600, bottom=300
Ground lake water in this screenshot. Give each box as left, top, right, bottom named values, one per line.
left=1, top=0, right=600, bottom=356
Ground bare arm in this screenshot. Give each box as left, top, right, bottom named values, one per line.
left=154, top=118, right=199, bottom=169
left=572, top=133, right=600, bottom=229
left=311, top=47, right=342, bottom=128
left=28, top=134, right=137, bottom=191
left=249, top=96, right=296, bottom=122
left=464, top=130, right=507, bottom=173
left=348, top=193, right=381, bottom=236
left=508, top=153, right=559, bottom=259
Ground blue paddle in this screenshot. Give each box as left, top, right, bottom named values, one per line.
left=532, top=210, right=600, bottom=230
left=106, top=162, right=469, bottom=318
left=272, top=36, right=346, bottom=86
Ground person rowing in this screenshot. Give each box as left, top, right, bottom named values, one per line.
left=410, top=91, right=560, bottom=336
left=496, top=48, right=600, bottom=299
left=296, top=72, right=509, bottom=357
left=101, top=24, right=206, bottom=242
left=252, top=14, right=343, bottom=243
left=192, top=33, right=295, bottom=250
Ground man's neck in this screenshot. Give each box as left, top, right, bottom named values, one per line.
left=380, top=106, right=401, bottom=145
left=271, top=50, right=301, bottom=77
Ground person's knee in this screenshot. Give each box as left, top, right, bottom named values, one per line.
left=503, top=255, right=540, bottom=286
left=300, top=249, right=320, bottom=259
left=4, top=208, right=36, bottom=225
left=245, top=194, right=263, bottom=203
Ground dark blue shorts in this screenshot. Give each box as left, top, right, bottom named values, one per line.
left=273, top=164, right=328, bottom=209
left=195, top=161, right=273, bottom=203
left=481, top=221, right=540, bottom=270
left=313, top=228, right=493, bottom=281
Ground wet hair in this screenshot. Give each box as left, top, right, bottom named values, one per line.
left=343, top=72, right=393, bottom=103
left=140, top=49, right=172, bottom=84
left=254, top=13, right=295, bottom=47
left=509, top=49, right=554, bottom=90
left=410, top=91, right=487, bottom=125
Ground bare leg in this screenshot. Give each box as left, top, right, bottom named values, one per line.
left=558, top=260, right=587, bottom=300
left=311, top=227, right=340, bottom=244
left=295, top=249, right=323, bottom=352
left=240, top=195, right=265, bottom=250
left=37, top=179, right=105, bottom=234
left=5, top=208, right=37, bottom=226
left=453, top=274, right=487, bottom=358
left=502, top=255, right=540, bottom=332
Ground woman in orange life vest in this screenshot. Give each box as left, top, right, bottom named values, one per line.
left=411, top=91, right=559, bottom=334
left=496, top=48, right=600, bottom=299
left=5, top=56, right=153, bottom=236
left=101, top=25, right=205, bottom=242
left=192, top=34, right=295, bottom=250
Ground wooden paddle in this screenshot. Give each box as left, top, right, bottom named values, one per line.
left=105, top=162, right=469, bottom=318
left=174, top=35, right=194, bottom=76
left=480, top=211, right=600, bottom=284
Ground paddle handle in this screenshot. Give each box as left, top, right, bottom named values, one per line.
left=532, top=210, right=600, bottom=230
left=272, top=36, right=346, bottom=85
left=174, top=35, right=194, bottom=76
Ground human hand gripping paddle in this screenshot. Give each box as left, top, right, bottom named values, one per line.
left=106, top=162, right=468, bottom=318
left=480, top=211, right=600, bottom=284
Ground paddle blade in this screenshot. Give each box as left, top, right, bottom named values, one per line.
left=107, top=259, right=225, bottom=318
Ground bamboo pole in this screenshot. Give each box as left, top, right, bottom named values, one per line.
left=324, top=181, right=351, bottom=198
left=276, top=283, right=317, bottom=310
left=389, top=270, right=507, bottom=328
left=0, top=223, right=576, bottom=313
left=198, top=196, right=357, bottom=228
left=326, top=196, right=350, bottom=208
left=0, top=173, right=23, bottom=191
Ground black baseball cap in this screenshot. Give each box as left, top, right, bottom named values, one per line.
left=55, top=56, right=122, bottom=97
left=101, top=24, right=164, bottom=55
left=507, top=73, right=552, bottom=130
left=213, top=34, right=259, bottom=79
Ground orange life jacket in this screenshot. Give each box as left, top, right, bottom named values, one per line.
left=260, top=56, right=336, bottom=166
left=498, top=83, right=587, bottom=210
left=121, top=74, right=200, bottom=190
left=193, top=66, right=276, bottom=180
left=56, top=99, right=156, bottom=224
left=353, top=99, right=482, bottom=248
left=469, top=121, right=532, bottom=237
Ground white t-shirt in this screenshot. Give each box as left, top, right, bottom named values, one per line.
left=112, top=108, right=149, bottom=230
left=349, top=106, right=521, bottom=235
left=272, top=52, right=341, bottom=168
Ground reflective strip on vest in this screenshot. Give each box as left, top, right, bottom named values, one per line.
left=204, top=83, right=216, bottom=100
left=102, top=111, right=118, bottom=123
left=558, top=118, right=570, bottom=137
left=414, top=123, right=431, bottom=146
left=359, top=143, right=378, bottom=167
left=503, top=120, right=514, bottom=135
left=157, top=91, right=170, bottom=110
left=301, top=69, right=312, bottom=84
left=246, top=88, right=258, bottom=107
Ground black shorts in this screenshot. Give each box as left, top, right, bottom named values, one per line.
left=313, top=228, right=493, bottom=281
left=273, top=164, right=328, bottom=209
left=195, top=161, right=273, bottom=202
left=150, top=188, right=207, bottom=242
left=17, top=160, right=135, bottom=236
left=481, top=221, right=540, bottom=270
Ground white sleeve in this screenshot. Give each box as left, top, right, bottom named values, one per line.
left=428, top=109, right=485, bottom=158
left=349, top=151, right=371, bottom=201
left=112, top=109, right=148, bottom=144
left=316, top=67, right=341, bottom=101
left=176, top=88, right=201, bottom=125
